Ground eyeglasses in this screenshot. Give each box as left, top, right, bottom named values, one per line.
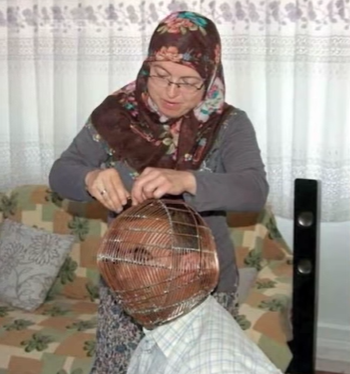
left=149, top=74, right=205, bottom=94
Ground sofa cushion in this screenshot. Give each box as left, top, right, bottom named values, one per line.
left=237, top=258, right=293, bottom=372
left=0, top=296, right=97, bottom=374
left=0, top=185, right=108, bottom=301
left=0, top=219, right=74, bottom=311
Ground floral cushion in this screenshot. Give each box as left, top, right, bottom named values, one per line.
left=0, top=185, right=108, bottom=302
left=0, top=297, right=97, bottom=374
left=0, top=219, right=74, bottom=311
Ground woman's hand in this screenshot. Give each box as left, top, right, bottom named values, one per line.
left=85, top=169, right=130, bottom=213
left=131, top=167, right=196, bottom=205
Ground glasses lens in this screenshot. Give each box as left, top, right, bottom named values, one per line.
left=183, top=84, right=199, bottom=93
left=151, top=76, right=168, bottom=87
left=151, top=76, right=200, bottom=93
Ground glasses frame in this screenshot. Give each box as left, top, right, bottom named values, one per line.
left=148, top=74, right=205, bottom=93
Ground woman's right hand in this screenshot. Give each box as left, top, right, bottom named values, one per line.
left=85, top=169, right=130, bottom=213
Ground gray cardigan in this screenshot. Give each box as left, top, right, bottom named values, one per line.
left=49, top=108, right=268, bottom=292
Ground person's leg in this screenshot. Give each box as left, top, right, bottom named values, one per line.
left=90, top=278, right=143, bottom=374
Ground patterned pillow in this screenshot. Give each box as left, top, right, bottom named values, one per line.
left=0, top=219, right=74, bottom=311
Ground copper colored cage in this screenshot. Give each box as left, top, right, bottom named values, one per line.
left=97, top=198, right=219, bottom=328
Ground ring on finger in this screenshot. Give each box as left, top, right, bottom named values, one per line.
left=100, top=189, right=108, bottom=196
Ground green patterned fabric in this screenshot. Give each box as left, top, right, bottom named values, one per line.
left=0, top=297, right=97, bottom=374
left=229, top=209, right=293, bottom=371
left=0, top=185, right=293, bottom=373
left=0, top=185, right=108, bottom=302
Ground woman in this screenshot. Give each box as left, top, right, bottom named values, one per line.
left=49, top=11, right=268, bottom=374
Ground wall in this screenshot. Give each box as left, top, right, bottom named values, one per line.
left=276, top=217, right=350, bottom=373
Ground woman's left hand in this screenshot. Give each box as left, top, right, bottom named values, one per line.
left=131, top=167, right=196, bottom=205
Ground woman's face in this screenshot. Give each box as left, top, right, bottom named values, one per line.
left=147, top=60, right=205, bottom=118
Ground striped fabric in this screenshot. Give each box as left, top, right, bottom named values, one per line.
left=127, top=295, right=282, bottom=374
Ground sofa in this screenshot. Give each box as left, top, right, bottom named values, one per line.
left=0, top=185, right=293, bottom=374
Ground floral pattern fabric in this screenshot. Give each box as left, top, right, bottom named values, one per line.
left=0, top=219, right=75, bottom=311
left=1, top=1, right=349, bottom=33
left=0, top=185, right=293, bottom=374
left=90, top=10, right=233, bottom=174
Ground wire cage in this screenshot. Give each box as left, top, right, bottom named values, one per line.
left=97, top=198, right=219, bottom=328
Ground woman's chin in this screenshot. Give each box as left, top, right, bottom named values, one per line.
left=158, top=100, right=185, bottom=118
left=159, top=107, right=186, bottom=119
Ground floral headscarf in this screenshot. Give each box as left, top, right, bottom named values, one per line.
left=91, top=11, right=233, bottom=172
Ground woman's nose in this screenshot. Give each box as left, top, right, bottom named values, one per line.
left=166, top=82, right=180, bottom=98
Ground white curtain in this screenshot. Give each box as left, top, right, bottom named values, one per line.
left=0, top=0, right=349, bottom=221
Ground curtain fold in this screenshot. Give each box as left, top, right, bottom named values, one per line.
left=0, top=0, right=349, bottom=221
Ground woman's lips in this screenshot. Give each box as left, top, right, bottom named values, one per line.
left=161, top=99, right=181, bottom=109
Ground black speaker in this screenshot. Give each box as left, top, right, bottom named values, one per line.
left=288, top=178, right=320, bottom=374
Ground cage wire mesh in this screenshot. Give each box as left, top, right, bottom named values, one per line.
left=97, top=198, right=219, bottom=328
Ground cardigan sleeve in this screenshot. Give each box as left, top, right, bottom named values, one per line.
left=49, top=123, right=109, bottom=201
left=184, top=110, right=269, bottom=212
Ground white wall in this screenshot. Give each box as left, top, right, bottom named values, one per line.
left=276, top=217, right=350, bottom=373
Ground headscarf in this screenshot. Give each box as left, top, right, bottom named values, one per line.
left=97, top=198, right=219, bottom=329
left=91, top=11, right=233, bottom=173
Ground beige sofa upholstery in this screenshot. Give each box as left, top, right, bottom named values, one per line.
left=0, top=185, right=293, bottom=374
